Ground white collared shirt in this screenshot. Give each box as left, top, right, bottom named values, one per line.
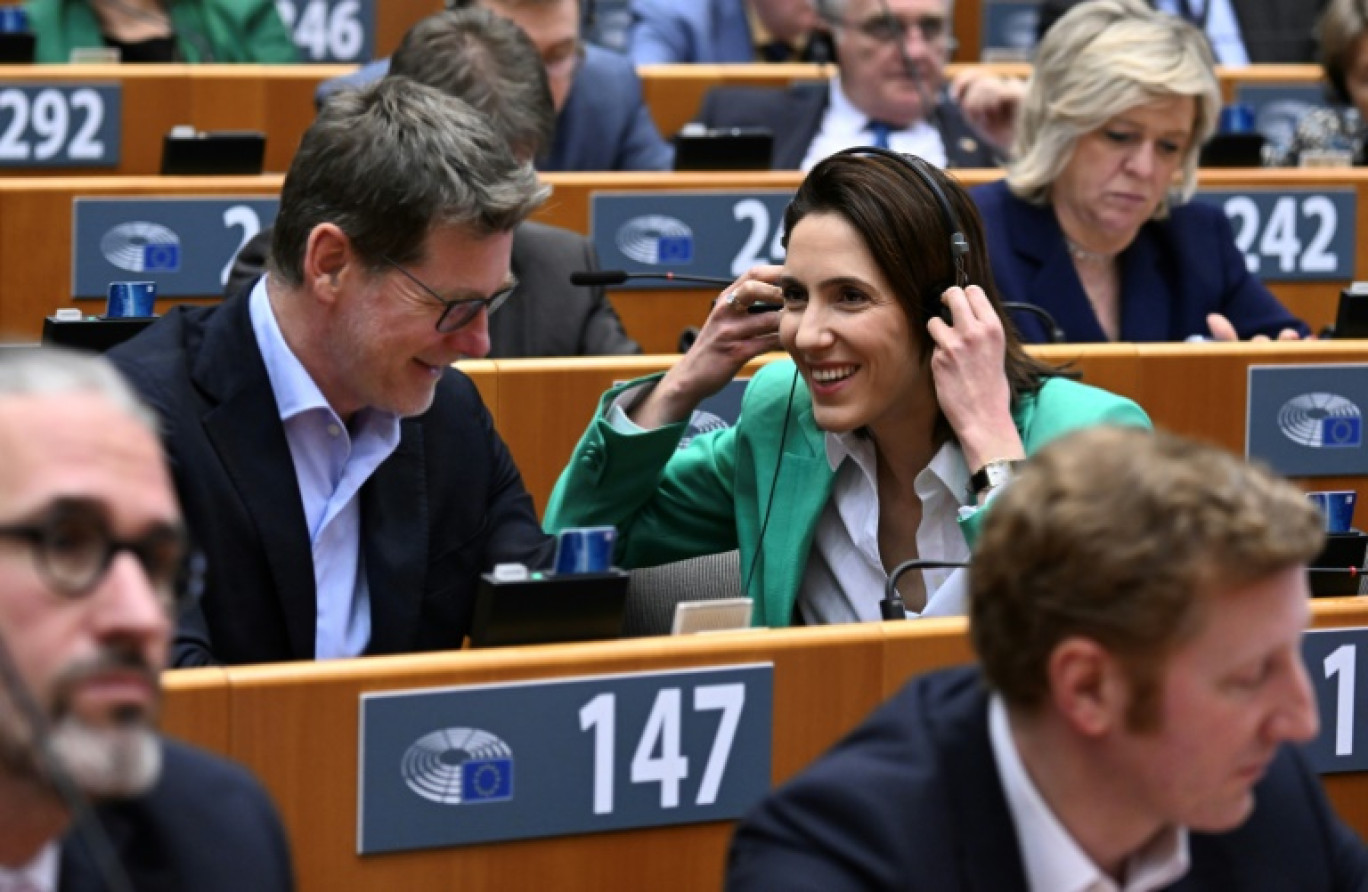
left=797, top=431, right=973, bottom=624
left=1153, top=0, right=1250, bottom=65
left=799, top=76, right=948, bottom=171
left=0, top=842, right=58, bottom=892
left=250, top=278, right=402, bottom=659
left=988, top=696, right=1191, bottom=892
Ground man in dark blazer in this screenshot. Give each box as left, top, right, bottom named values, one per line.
left=229, top=8, right=639, bottom=359
left=110, top=78, right=555, bottom=667
left=729, top=427, right=1368, bottom=890
left=695, top=0, right=1000, bottom=169
left=316, top=0, right=674, bottom=171
left=0, top=349, right=291, bottom=891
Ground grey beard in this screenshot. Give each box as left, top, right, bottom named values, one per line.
left=0, top=709, right=161, bottom=800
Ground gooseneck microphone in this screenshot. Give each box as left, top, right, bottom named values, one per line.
left=569, top=270, right=734, bottom=287
left=882, top=559, right=970, bottom=620
left=0, top=630, right=135, bottom=892
left=1002, top=302, right=1067, bottom=345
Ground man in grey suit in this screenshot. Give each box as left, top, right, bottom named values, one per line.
left=696, top=0, right=1000, bottom=170
left=230, top=8, right=639, bottom=359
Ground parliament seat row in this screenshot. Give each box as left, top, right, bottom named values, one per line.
left=0, top=62, right=1326, bottom=175
left=0, top=167, right=1355, bottom=346
left=160, top=597, right=1368, bottom=892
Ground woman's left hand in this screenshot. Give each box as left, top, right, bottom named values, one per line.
left=927, top=285, right=1025, bottom=471
left=1207, top=313, right=1309, bottom=342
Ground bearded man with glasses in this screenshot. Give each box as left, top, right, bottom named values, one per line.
left=0, top=348, right=292, bottom=891
left=693, top=0, right=1003, bottom=170
left=108, top=77, right=556, bottom=668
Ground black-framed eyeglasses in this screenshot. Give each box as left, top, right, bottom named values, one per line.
left=0, top=498, right=190, bottom=603
left=853, top=13, right=947, bottom=45
left=381, top=255, right=517, bottom=334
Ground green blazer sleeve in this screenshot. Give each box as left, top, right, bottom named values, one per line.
left=25, top=0, right=298, bottom=63
left=957, top=376, right=1153, bottom=544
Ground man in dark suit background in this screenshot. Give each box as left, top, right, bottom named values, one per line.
left=1037, top=0, right=1326, bottom=63
left=729, top=426, right=1368, bottom=890
left=696, top=0, right=999, bottom=169
left=109, top=77, right=556, bottom=667
left=317, top=0, right=675, bottom=172
left=230, top=7, right=640, bottom=359
left=0, top=349, right=291, bottom=891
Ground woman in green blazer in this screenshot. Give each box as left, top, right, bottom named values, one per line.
left=25, top=0, right=297, bottom=63
left=546, top=150, right=1150, bottom=629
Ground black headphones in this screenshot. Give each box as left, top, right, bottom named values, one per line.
left=831, top=146, right=970, bottom=324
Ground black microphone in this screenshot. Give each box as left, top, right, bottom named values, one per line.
left=1002, top=302, right=1067, bottom=344
left=569, top=270, right=734, bottom=287
left=0, top=630, right=136, bottom=892
left=882, top=559, right=969, bottom=620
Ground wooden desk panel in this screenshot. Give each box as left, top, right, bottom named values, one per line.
left=637, top=63, right=1321, bottom=142
left=160, top=599, right=1368, bottom=892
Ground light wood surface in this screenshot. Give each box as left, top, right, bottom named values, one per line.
left=1, top=166, right=1354, bottom=347
left=475, top=342, right=1368, bottom=514
left=161, top=598, right=1368, bottom=892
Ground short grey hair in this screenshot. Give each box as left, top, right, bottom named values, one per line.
left=0, top=348, right=155, bottom=431
left=814, top=0, right=955, bottom=31
left=270, top=76, right=549, bottom=286
left=1007, top=0, right=1220, bottom=211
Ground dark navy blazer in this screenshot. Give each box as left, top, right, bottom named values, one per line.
left=314, top=45, right=674, bottom=172
left=60, top=740, right=292, bottom=892
left=728, top=665, right=1368, bottom=891
left=108, top=293, right=554, bottom=666
left=971, top=179, right=1308, bottom=344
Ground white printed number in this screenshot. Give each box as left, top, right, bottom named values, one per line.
left=730, top=199, right=786, bottom=276
left=221, top=205, right=263, bottom=287
left=1223, top=195, right=1339, bottom=275
left=276, top=0, right=363, bottom=61
left=0, top=88, right=104, bottom=163
left=578, top=683, right=746, bottom=815
left=1324, top=644, right=1357, bottom=757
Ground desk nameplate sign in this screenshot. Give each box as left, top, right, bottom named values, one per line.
left=358, top=663, right=773, bottom=853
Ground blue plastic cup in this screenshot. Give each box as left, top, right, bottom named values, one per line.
left=0, top=7, right=29, bottom=33
left=1308, top=491, right=1357, bottom=534
left=1218, top=103, right=1256, bottom=134
left=553, top=526, right=617, bottom=574
left=106, top=281, right=157, bottom=318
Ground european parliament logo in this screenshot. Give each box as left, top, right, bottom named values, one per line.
left=616, top=214, right=694, bottom=265
left=99, top=221, right=181, bottom=273
left=1278, top=392, right=1363, bottom=449
left=400, top=728, right=514, bottom=805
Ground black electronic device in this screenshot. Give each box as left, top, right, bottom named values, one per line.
left=42, top=314, right=155, bottom=353
left=1309, top=529, right=1368, bottom=596
left=673, top=126, right=774, bottom=171
left=0, top=31, right=34, bottom=64
left=470, top=568, right=630, bottom=647
left=1199, top=132, right=1267, bottom=168
left=1332, top=283, right=1368, bottom=339
left=161, top=129, right=265, bottom=175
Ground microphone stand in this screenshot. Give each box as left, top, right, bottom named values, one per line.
left=881, top=559, right=970, bottom=620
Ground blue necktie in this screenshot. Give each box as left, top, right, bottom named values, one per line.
left=866, top=120, right=893, bottom=150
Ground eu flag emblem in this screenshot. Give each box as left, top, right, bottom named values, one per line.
left=462, top=757, right=513, bottom=802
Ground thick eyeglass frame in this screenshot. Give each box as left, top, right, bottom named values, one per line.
left=852, top=12, right=948, bottom=45
left=0, top=499, right=189, bottom=602
left=380, top=254, right=518, bottom=334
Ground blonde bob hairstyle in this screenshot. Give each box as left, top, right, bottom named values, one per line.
left=1006, top=0, right=1220, bottom=214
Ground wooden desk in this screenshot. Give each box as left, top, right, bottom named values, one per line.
left=161, top=597, right=1368, bottom=892
left=0, top=166, right=1353, bottom=345
left=477, top=343, right=1368, bottom=514
left=638, top=63, right=1323, bottom=140
left=0, top=65, right=351, bottom=175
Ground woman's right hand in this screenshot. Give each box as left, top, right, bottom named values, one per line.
left=630, top=266, right=784, bottom=429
